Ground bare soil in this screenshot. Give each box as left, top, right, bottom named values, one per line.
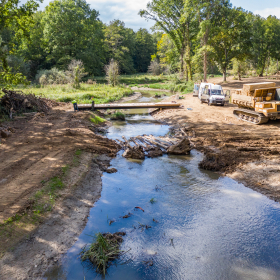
left=153, top=76, right=280, bottom=202
left=0, top=104, right=120, bottom=279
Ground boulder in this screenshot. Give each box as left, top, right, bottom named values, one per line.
left=147, top=147, right=163, bottom=158
left=106, top=168, right=118, bottom=173
left=167, top=138, right=191, bottom=155
left=122, top=146, right=145, bottom=160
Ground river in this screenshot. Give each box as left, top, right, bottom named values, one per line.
left=44, top=91, right=280, bottom=280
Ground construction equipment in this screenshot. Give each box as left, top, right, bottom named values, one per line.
left=232, top=82, right=280, bottom=124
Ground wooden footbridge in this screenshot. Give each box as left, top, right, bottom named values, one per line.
left=73, top=101, right=180, bottom=111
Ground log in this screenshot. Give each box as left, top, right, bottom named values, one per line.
left=122, top=136, right=133, bottom=149
left=143, top=136, right=168, bottom=150
left=130, top=137, right=140, bottom=147
left=135, top=136, right=153, bottom=149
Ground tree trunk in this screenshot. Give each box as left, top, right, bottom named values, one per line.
left=223, top=69, right=227, bottom=82
left=180, top=51, right=184, bottom=78
left=185, top=23, right=192, bottom=81
left=203, top=52, right=207, bottom=82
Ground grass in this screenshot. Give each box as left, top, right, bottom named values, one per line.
left=90, top=115, right=106, bottom=124
left=110, top=111, right=125, bottom=121
left=80, top=232, right=124, bottom=276
left=12, top=83, right=133, bottom=104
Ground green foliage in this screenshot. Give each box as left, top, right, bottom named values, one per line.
left=208, top=6, right=252, bottom=81
left=232, top=58, right=248, bottom=80
left=0, top=0, right=39, bottom=87
left=90, top=115, right=106, bottom=124
left=150, top=198, right=156, bottom=204
left=35, top=68, right=70, bottom=85
left=133, top=29, right=157, bottom=72
left=110, top=111, right=125, bottom=121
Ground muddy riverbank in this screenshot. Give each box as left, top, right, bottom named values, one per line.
left=152, top=85, right=280, bottom=202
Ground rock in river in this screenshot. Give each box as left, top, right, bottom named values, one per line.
left=123, top=146, right=145, bottom=160
left=167, top=138, right=191, bottom=155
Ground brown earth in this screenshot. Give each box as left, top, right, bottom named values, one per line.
left=0, top=104, right=119, bottom=223
left=0, top=103, right=121, bottom=277
left=153, top=76, right=280, bottom=202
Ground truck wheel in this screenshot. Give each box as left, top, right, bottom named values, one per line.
left=221, top=103, right=224, bottom=106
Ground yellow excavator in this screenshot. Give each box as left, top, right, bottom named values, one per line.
left=232, top=82, right=280, bottom=124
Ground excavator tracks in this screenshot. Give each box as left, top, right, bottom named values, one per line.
left=233, top=108, right=269, bottom=125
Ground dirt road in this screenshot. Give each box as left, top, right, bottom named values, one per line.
left=153, top=76, right=280, bottom=202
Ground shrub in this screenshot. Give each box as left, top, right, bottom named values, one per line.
left=110, top=111, right=125, bottom=121
left=36, top=68, right=70, bottom=85
left=105, top=59, right=120, bottom=87
left=67, top=59, right=88, bottom=88
left=148, top=60, right=163, bottom=75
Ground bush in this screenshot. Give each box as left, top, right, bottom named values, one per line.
left=67, top=59, right=88, bottom=88
left=36, top=68, right=70, bottom=85
left=148, top=60, right=163, bottom=75
left=105, top=59, right=120, bottom=87
left=110, top=111, right=125, bottom=121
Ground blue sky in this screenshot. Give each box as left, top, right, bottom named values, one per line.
left=22, top=0, right=280, bottom=31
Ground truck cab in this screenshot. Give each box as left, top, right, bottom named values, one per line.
left=193, top=83, right=200, bottom=97
left=199, top=83, right=228, bottom=106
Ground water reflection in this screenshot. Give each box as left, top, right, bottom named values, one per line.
left=44, top=92, right=280, bottom=280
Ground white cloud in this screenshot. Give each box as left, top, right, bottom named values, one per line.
left=254, top=7, right=280, bottom=19
left=88, top=0, right=154, bottom=31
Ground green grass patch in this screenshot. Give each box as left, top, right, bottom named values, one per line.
left=110, top=111, right=125, bottom=121
left=90, top=115, right=106, bottom=124
left=14, top=83, right=133, bottom=105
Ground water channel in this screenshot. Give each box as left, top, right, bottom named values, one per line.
left=45, top=91, right=280, bottom=280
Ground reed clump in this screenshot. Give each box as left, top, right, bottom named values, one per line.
left=80, top=232, right=126, bottom=275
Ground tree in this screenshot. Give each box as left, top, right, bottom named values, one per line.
left=187, top=0, right=231, bottom=82
left=156, top=34, right=179, bottom=72
left=249, top=14, right=280, bottom=77
left=0, top=0, right=40, bottom=86
left=208, top=7, right=252, bottom=81
left=104, top=20, right=136, bottom=74
left=42, top=0, right=105, bottom=75
left=140, top=0, right=198, bottom=80
left=133, top=29, right=156, bottom=73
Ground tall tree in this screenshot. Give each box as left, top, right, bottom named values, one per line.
left=195, top=0, right=232, bottom=82
left=208, top=7, right=252, bottom=81
left=42, top=0, right=105, bottom=75
left=104, top=20, right=136, bottom=74
left=249, top=14, right=280, bottom=77
left=133, top=29, right=156, bottom=73
left=140, top=0, right=197, bottom=80
left=0, top=0, right=40, bottom=85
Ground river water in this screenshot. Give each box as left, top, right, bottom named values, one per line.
left=44, top=92, right=280, bottom=280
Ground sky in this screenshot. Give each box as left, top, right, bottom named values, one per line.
left=22, top=0, right=280, bottom=31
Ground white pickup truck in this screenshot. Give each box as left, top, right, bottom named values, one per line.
left=198, top=83, right=229, bottom=106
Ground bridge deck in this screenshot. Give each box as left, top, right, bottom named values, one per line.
left=74, top=102, right=180, bottom=111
